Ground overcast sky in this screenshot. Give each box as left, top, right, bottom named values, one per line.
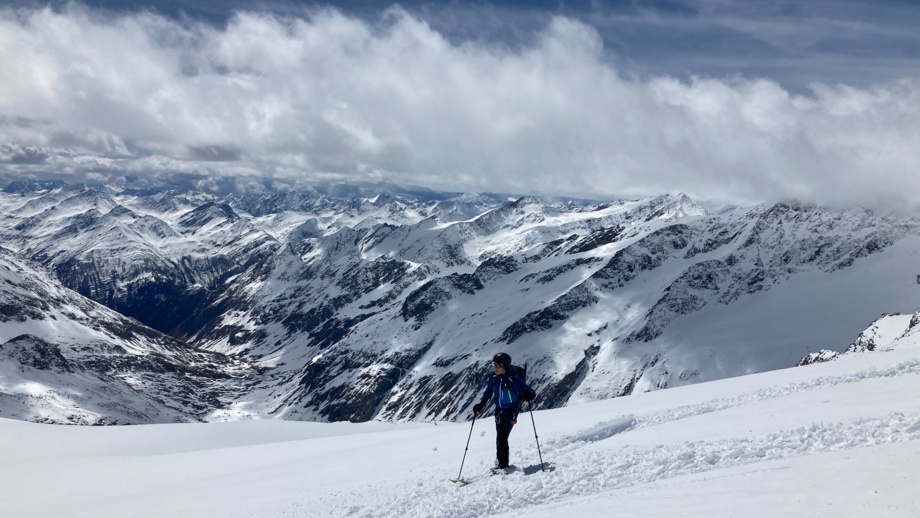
left=1, top=1, right=919, bottom=209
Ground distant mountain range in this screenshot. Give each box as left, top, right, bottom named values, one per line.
left=1, top=182, right=918, bottom=424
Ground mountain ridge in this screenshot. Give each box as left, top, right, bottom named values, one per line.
left=1, top=182, right=918, bottom=424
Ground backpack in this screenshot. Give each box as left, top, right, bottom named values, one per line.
left=508, top=364, right=527, bottom=383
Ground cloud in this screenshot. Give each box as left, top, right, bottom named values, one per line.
left=187, top=144, right=243, bottom=162
left=0, top=143, right=50, bottom=164
left=0, top=4, right=919, bottom=210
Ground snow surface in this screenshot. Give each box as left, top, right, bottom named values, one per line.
left=4, top=321, right=920, bottom=517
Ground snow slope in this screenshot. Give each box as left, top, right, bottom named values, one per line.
left=3, top=311, right=920, bottom=517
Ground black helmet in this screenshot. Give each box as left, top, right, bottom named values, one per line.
left=492, top=352, right=511, bottom=370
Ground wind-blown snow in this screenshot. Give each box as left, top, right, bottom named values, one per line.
left=3, top=315, right=920, bottom=517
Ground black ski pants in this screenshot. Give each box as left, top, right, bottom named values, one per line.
left=495, top=409, right=517, bottom=468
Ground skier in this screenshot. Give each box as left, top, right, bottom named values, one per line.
left=472, top=352, right=536, bottom=472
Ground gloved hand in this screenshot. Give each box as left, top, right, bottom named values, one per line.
left=473, top=402, right=485, bottom=414
left=522, top=392, right=535, bottom=402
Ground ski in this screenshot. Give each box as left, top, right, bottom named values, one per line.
left=490, top=465, right=519, bottom=476
left=449, top=468, right=496, bottom=486
left=449, top=475, right=482, bottom=487
left=451, top=463, right=552, bottom=487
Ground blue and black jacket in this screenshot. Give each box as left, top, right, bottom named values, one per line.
left=478, top=366, right=536, bottom=416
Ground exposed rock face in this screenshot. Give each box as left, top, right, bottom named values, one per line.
left=2, top=183, right=920, bottom=425
left=796, top=349, right=840, bottom=366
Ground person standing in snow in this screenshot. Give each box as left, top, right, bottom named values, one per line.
left=472, top=352, right=536, bottom=471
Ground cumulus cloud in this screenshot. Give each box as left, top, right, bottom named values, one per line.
left=1, top=4, right=919, bottom=209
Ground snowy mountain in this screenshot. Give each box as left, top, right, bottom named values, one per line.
left=2, top=182, right=920, bottom=425
left=0, top=247, right=252, bottom=424
left=0, top=186, right=278, bottom=336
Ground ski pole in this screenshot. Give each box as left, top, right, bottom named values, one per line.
left=455, top=412, right=477, bottom=482
left=528, top=401, right=545, bottom=472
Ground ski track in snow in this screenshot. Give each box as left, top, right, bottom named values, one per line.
left=633, top=357, right=920, bottom=431
left=319, top=358, right=920, bottom=517
left=331, top=412, right=920, bottom=518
